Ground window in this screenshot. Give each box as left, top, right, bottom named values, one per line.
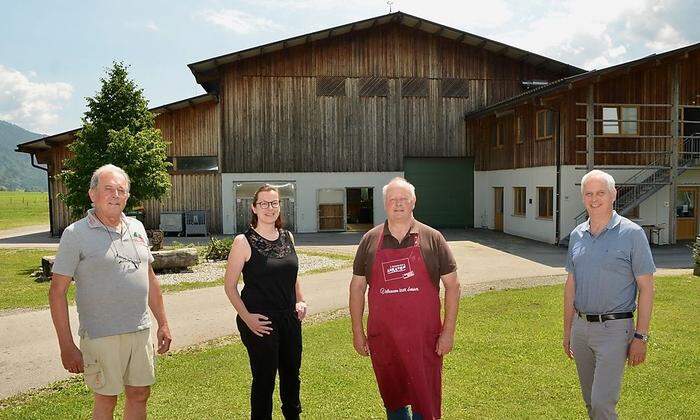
left=513, top=187, right=526, bottom=216
left=401, top=78, right=428, bottom=97
left=169, top=156, right=218, bottom=173
left=496, top=120, right=506, bottom=148
left=516, top=116, right=524, bottom=144
left=359, top=77, right=388, bottom=97
left=536, top=109, right=554, bottom=140
left=537, top=187, right=553, bottom=219
left=316, top=77, right=346, bottom=96
left=440, top=78, right=469, bottom=98
left=602, top=106, right=638, bottom=135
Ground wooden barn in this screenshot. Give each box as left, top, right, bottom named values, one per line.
left=465, top=43, right=700, bottom=245
left=17, top=11, right=581, bottom=236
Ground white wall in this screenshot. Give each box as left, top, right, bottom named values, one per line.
left=221, top=172, right=402, bottom=234
left=560, top=166, right=672, bottom=244
left=474, top=167, right=558, bottom=243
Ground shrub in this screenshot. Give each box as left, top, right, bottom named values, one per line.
left=205, top=237, right=233, bottom=261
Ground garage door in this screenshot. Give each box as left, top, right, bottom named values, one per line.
left=404, top=157, right=474, bottom=228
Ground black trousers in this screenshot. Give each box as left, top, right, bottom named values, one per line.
left=237, top=312, right=302, bottom=420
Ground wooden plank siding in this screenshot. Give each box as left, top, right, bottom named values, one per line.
left=38, top=102, right=221, bottom=234
left=470, top=49, right=700, bottom=171
left=142, top=173, right=222, bottom=233
left=219, top=23, right=566, bottom=173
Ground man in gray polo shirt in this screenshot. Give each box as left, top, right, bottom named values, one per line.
left=49, top=164, right=171, bottom=420
left=563, top=169, right=655, bottom=420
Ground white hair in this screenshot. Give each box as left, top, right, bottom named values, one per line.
left=89, top=164, right=131, bottom=191
left=580, top=169, right=615, bottom=194
left=382, top=177, right=416, bottom=200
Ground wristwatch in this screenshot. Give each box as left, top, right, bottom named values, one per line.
left=633, top=331, right=649, bottom=342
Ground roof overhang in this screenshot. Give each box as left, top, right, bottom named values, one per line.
left=188, top=11, right=585, bottom=93
left=465, top=42, right=700, bottom=120
left=16, top=93, right=218, bottom=154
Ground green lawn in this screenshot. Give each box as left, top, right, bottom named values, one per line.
left=0, top=249, right=352, bottom=311
left=1, top=276, right=697, bottom=419
left=0, top=191, right=49, bottom=230
left=0, top=249, right=73, bottom=311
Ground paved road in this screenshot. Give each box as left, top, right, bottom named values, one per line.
left=0, top=228, right=692, bottom=399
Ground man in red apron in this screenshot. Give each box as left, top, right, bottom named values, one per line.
left=350, top=177, right=460, bottom=420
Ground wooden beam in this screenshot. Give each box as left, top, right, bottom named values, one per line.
left=586, top=84, right=595, bottom=171
left=669, top=62, right=680, bottom=244
left=455, top=33, right=466, bottom=43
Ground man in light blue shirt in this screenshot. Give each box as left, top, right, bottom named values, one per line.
left=563, top=170, right=655, bottom=420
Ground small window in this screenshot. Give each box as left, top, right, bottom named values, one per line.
left=440, top=78, right=469, bottom=98
left=516, top=116, right=524, bottom=144
left=603, top=106, right=638, bottom=135
left=602, top=107, right=620, bottom=134
left=316, top=77, right=346, bottom=97
left=359, top=77, right=388, bottom=97
left=513, top=187, right=526, bottom=216
left=171, top=156, right=218, bottom=172
left=537, top=187, right=553, bottom=219
left=496, top=120, right=506, bottom=148
left=536, top=110, right=554, bottom=140
left=401, top=78, right=428, bottom=97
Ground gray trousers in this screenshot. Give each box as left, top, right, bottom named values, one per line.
left=570, top=316, right=634, bottom=420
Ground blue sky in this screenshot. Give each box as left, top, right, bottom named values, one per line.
left=1, top=0, right=698, bottom=135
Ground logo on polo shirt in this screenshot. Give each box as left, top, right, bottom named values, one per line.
left=382, top=258, right=414, bottom=282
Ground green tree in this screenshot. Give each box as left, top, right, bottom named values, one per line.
left=59, top=62, right=171, bottom=218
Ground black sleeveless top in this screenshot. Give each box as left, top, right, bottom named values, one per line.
left=241, top=228, right=299, bottom=313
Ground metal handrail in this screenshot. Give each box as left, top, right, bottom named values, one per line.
left=571, top=134, right=700, bottom=226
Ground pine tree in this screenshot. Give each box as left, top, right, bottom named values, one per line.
left=59, top=62, right=171, bottom=218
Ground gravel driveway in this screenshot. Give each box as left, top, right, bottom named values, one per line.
left=158, top=253, right=351, bottom=285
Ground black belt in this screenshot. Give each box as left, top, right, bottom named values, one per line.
left=577, top=311, right=633, bottom=322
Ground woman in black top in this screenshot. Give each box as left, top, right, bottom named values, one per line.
left=224, top=185, right=307, bottom=420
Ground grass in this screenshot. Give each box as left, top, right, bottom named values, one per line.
left=0, top=248, right=352, bottom=311
left=1, top=276, right=697, bottom=419
left=0, top=249, right=74, bottom=311
left=0, top=191, right=49, bottom=231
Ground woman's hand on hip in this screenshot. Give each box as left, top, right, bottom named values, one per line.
left=244, top=313, right=273, bottom=337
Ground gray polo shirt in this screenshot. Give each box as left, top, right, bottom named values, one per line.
left=565, top=211, right=655, bottom=314
left=52, top=209, right=155, bottom=338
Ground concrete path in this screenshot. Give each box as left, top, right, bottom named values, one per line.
left=0, top=229, right=692, bottom=399
left=0, top=225, right=54, bottom=248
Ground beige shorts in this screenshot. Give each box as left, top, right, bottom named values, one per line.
left=80, top=329, right=156, bottom=396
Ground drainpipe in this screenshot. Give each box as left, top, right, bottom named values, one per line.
left=30, top=153, right=54, bottom=236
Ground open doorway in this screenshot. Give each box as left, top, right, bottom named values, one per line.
left=346, top=187, right=374, bottom=232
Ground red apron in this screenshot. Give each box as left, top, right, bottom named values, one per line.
left=367, top=229, right=443, bottom=419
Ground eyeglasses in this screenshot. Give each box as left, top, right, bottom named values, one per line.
left=256, top=200, right=280, bottom=209
left=115, top=252, right=140, bottom=270
left=104, top=185, right=129, bottom=197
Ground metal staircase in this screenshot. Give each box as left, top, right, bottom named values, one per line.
left=560, top=134, right=700, bottom=246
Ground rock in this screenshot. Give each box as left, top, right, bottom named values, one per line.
left=152, top=248, right=199, bottom=273
left=42, top=249, right=199, bottom=278
left=41, top=256, right=55, bottom=279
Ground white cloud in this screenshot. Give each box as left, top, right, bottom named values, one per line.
left=644, top=23, right=686, bottom=50
left=145, top=20, right=159, bottom=32
left=0, top=65, right=73, bottom=133
left=196, top=9, right=283, bottom=34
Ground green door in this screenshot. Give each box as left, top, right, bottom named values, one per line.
left=403, top=157, right=474, bottom=228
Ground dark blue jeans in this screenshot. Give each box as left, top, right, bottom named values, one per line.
left=386, top=406, right=423, bottom=420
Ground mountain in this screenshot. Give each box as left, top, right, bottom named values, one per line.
left=0, top=121, right=48, bottom=191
